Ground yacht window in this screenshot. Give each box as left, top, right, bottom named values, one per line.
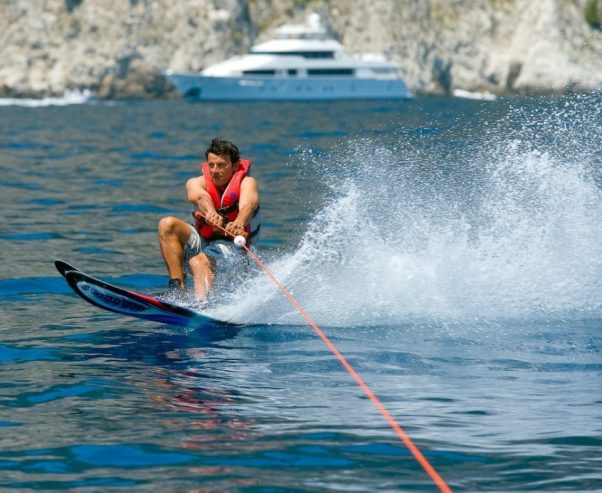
left=298, top=51, right=334, bottom=59
left=288, top=69, right=298, bottom=76
left=243, top=69, right=276, bottom=76
left=371, top=68, right=397, bottom=74
left=255, top=51, right=335, bottom=59
left=307, top=68, right=355, bottom=76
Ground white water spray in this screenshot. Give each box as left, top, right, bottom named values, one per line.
left=216, top=97, right=602, bottom=325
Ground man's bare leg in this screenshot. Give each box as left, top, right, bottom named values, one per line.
left=158, top=216, right=191, bottom=288
left=189, top=253, right=215, bottom=300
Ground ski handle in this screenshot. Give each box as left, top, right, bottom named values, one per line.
left=193, top=210, right=249, bottom=239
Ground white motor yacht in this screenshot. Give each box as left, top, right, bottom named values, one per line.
left=164, top=14, right=412, bottom=101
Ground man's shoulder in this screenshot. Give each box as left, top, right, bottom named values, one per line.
left=241, top=175, right=258, bottom=187
left=186, top=175, right=206, bottom=189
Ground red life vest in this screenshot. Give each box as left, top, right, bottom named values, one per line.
left=195, top=159, right=252, bottom=241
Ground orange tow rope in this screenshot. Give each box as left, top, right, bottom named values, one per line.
left=197, top=213, right=453, bottom=493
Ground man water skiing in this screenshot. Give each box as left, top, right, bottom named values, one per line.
left=158, top=138, right=260, bottom=301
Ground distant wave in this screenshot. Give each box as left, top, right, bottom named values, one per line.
left=0, top=89, right=93, bottom=107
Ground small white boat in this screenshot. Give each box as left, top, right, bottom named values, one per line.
left=453, top=88, right=497, bottom=101
left=165, top=14, right=412, bottom=101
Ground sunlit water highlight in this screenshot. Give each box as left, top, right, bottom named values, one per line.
left=0, top=95, right=601, bottom=492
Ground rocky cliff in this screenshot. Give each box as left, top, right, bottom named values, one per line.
left=1, top=0, right=601, bottom=98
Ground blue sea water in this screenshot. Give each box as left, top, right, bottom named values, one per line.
left=0, top=95, right=601, bottom=492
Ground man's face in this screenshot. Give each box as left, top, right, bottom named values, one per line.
left=207, top=152, right=237, bottom=189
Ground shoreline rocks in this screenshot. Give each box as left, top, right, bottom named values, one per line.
left=1, top=0, right=601, bottom=99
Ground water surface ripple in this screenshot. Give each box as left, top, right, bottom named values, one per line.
left=0, top=97, right=601, bottom=492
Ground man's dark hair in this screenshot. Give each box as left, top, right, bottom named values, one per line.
left=205, top=138, right=240, bottom=164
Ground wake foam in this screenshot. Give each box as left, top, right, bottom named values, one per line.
left=213, top=95, right=602, bottom=326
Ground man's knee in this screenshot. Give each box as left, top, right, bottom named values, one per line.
left=158, top=216, right=191, bottom=242
left=158, top=216, right=180, bottom=235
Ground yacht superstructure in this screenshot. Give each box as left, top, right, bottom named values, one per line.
left=165, top=14, right=411, bottom=101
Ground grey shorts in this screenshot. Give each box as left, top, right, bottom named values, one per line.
left=184, top=225, right=247, bottom=276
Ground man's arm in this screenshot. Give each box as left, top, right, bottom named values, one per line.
left=186, top=176, right=224, bottom=227
left=225, top=176, right=259, bottom=237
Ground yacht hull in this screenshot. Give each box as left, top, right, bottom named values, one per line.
left=166, top=74, right=412, bottom=100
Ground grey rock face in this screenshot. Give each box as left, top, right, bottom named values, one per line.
left=1, top=0, right=601, bottom=98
